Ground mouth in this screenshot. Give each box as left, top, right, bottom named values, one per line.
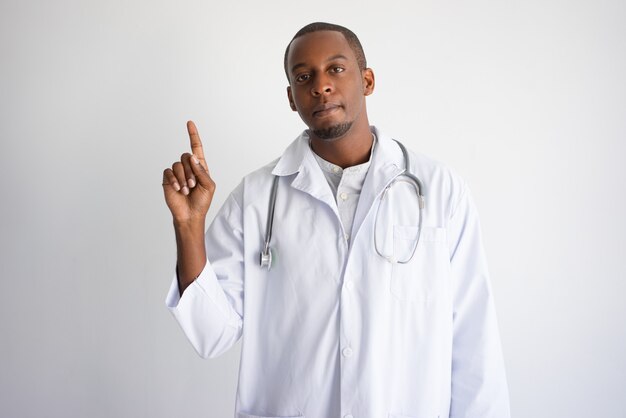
left=313, top=103, right=341, bottom=118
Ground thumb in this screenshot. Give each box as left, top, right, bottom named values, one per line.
left=190, top=154, right=215, bottom=190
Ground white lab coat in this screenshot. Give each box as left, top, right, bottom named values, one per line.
left=165, top=126, right=510, bottom=418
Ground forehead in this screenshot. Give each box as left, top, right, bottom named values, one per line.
left=287, top=30, right=357, bottom=71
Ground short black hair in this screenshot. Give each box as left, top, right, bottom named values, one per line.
left=284, top=22, right=367, bottom=82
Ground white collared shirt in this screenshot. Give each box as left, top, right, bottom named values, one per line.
left=310, top=137, right=376, bottom=242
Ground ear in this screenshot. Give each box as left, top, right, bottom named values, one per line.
left=362, top=68, right=375, bottom=96
left=287, top=86, right=297, bottom=111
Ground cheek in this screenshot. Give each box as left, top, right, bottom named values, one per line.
left=293, top=101, right=312, bottom=122
left=347, top=88, right=366, bottom=112
left=292, top=90, right=310, bottom=107
left=344, top=79, right=366, bottom=102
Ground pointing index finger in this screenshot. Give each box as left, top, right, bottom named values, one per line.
left=187, top=120, right=206, bottom=165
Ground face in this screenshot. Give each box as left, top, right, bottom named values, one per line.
left=286, top=31, right=374, bottom=141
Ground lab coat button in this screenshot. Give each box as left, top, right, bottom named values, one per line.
left=345, top=281, right=354, bottom=290
left=340, top=192, right=348, bottom=200
left=332, top=166, right=340, bottom=173
left=342, top=347, right=353, bottom=357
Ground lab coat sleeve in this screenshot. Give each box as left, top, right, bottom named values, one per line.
left=447, top=182, right=511, bottom=417
left=165, top=187, right=245, bottom=359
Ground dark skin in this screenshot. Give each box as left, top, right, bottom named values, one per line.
left=163, top=30, right=375, bottom=295
left=162, top=121, right=213, bottom=295
left=287, top=30, right=375, bottom=168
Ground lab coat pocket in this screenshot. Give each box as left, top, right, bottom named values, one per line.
left=237, top=412, right=304, bottom=418
left=390, top=226, right=447, bottom=303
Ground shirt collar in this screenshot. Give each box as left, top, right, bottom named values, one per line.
left=310, top=134, right=377, bottom=178
left=271, top=126, right=402, bottom=177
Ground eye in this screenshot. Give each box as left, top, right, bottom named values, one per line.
left=331, top=66, right=345, bottom=73
left=295, top=73, right=311, bottom=83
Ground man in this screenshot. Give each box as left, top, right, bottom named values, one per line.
left=163, top=22, right=510, bottom=418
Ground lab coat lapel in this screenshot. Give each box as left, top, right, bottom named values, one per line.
left=351, top=128, right=405, bottom=242
left=271, top=132, right=339, bottom=216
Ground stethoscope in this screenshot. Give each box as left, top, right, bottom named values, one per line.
left=260, top=140, right=425, bottom=270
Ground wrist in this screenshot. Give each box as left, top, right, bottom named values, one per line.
left=173, top=217, right=206, bottom=234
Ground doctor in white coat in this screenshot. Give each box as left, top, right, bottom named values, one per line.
left=162, top=22, right=510, bottom=418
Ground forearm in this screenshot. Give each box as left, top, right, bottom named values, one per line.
left=165, top=188, right=245, bottom=359
left=174, top=219, right=207, bottom=296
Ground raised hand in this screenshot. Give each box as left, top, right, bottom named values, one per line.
left=162, top=121, right=216, bottom=225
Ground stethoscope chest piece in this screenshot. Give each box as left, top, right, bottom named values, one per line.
left=260, top=247, right=272, bottom=270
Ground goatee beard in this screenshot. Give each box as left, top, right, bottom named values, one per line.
left=312, top=122, right=353, bottom=141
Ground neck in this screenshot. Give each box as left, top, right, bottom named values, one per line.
left=309, top=122, right=373, bottom=169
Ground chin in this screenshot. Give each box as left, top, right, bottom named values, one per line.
left=312, top=122, right=353, bottom=141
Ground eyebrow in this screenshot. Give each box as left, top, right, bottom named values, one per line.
left=290, top=54, right=349, bottom=74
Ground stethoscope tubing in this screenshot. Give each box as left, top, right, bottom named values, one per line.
left=260, top=139, right=425, bottom=269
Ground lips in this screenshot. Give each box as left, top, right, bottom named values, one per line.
left=313, top=103, right=341, bottom=118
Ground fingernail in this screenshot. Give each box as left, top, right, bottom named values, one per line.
left=181, top=186, right=189, bottom=195
left=188, top=178, right=196, bottom=188
left=173, top=182, right=181, bottom=192
left=192, top=155, right=199, bottom=164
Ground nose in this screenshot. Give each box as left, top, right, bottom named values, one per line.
left=311, top=75, right=333, bottom=96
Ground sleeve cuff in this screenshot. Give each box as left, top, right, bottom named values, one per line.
left=164, top=271, right=182, bottom=308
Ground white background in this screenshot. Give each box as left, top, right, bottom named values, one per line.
left=1, top=0, right=625, bottom=417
